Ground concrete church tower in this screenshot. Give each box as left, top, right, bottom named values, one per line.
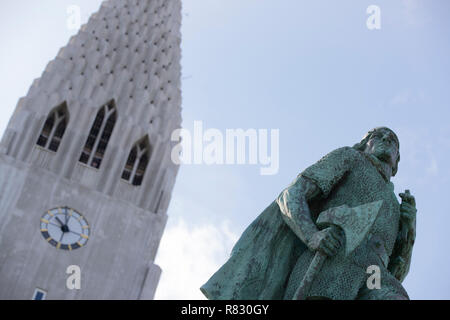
left=0, top=0, right=182, bottom=299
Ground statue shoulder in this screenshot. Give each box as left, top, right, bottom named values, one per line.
left=299, top=146, right=361, bottom=198
left=317, top=146, right=361, bottom=165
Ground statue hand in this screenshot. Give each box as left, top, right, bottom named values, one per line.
left=399, top=190, right=416, bottom=225
left=307, top=226, right=344, bottom=257
left=388, top=256, right=406, bottom=280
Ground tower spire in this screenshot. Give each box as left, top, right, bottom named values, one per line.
left=0, top=0, right=182, bottom=299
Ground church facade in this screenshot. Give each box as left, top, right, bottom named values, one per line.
left=0, top=0, right=182, bottom=299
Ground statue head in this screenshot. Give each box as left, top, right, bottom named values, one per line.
left=353, top=127, right=400, bottom=177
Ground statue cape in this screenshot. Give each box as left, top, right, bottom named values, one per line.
left=200, top=200, right=307, bottom=300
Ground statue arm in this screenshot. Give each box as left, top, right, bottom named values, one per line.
left=276, top=176, right=321, bottom=245
left=276, top=147, right=355, bottom=252
left=388, top=192, right=417, bottom=282
left=388, top=218, right=416, bottom=282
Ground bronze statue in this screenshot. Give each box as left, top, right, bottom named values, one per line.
left=201, top=127, right=416, bottom=300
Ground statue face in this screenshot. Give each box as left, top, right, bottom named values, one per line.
left=363, top=128, right=399, bottom=170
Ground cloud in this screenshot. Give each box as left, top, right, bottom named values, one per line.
left=154, top=217, right=239, bottom=300
left=388, top=89, right=425, bottom=106
left=401, top=0, right=428, bottom=27
left=393, top=126, right=444, bottom=189
left=425, top=156, right=438, bottom=176
left=389, top=89, right=412, bottom=105
left=402, top=0, right=420, bottom=11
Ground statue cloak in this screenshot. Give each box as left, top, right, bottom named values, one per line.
left=200, top=200, right=307, bottom=300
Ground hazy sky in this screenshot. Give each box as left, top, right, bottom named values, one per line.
left=1, top=0, right=449, bottom=300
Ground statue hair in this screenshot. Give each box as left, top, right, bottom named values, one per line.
left=352, top=127, right=400, bottom=177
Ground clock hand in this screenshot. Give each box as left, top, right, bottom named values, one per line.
left=49, top=222, right=61, bottom=228
left=64, top=207, right=68, bottom=225
left=56, top=216, right=70, bottom=233
left=56, top=217, right=64, bottom=227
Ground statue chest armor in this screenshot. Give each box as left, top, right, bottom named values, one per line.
left=289, top=153, right=402, bottom=299
left=311, top=152, right=401, bottom=262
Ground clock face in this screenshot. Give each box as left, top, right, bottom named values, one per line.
left=40, top=207, right=90, bottom=250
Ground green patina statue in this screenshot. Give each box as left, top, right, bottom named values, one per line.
left=201, top=127, right=416, bottom=300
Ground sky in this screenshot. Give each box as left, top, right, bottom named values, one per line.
left=1, top=0, right=450, bottom=300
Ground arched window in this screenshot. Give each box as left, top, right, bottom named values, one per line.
left=121, top=136, right=151, bottom=186
left=79, top=101, right=117, bottom=169
left=36, top=103, right=69, bottom=152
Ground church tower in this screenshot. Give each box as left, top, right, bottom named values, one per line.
left=0, top=0, right=182, bottom=299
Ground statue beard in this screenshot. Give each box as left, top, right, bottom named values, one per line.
left=373, top=152, right=394, bottom=180
left=372, top=145, right=393, bottom=165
